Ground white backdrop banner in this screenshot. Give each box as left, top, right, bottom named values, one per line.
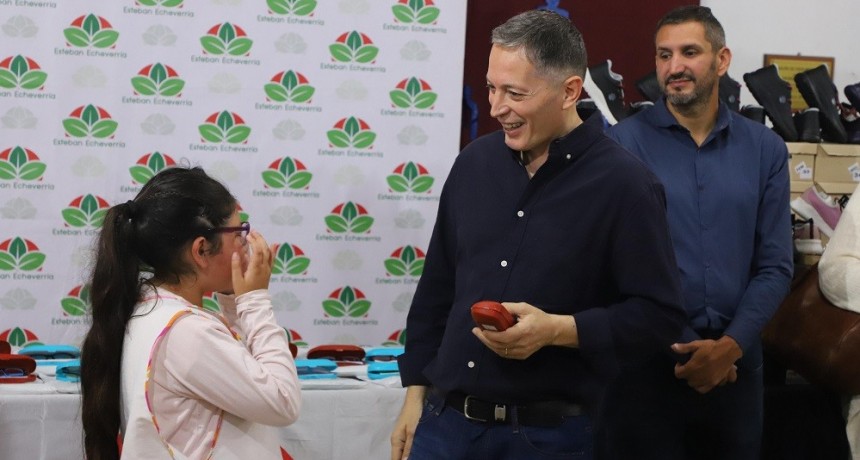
left=0, top=0, right=465, bottom=352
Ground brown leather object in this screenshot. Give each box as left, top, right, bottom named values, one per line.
left=762, top=264, right=860, bottom=394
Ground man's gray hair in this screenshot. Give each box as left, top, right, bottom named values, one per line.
left=491, top=10, right=587, bottom=81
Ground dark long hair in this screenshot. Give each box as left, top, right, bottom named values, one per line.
left=80, top=167, right=236, bottom=460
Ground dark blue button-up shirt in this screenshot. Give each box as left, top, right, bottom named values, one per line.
left=399, top=118, right=685, bottom=412
left=608, top=98, right=793, bottom=353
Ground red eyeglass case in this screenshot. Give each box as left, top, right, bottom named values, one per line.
left=0, top=353, right=38, bottom=383
left=306, top=344, right=366, bottom=365
left=0, top=340, right=10, bottom=355
left=471, top=301, right=516, bottom=332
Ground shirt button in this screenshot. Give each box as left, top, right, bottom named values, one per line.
left=500, top=260, right=508, bottom=267
left=467, top=361, right=475, bottom=368
left=517, top=210, right=524, bottom=217
left=565, top=154, right=571, bottom=160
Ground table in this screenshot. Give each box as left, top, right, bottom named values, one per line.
left=0, top=377, right=405, bottom=460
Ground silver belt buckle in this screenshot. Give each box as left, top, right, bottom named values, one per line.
left=462, top=395, right=488, bottom=422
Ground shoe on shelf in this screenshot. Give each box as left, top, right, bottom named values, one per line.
left=587, top=60, right=626, bottom=123
left=636, top=71, right=662, bottom=102
left=719, top=73, right=742, bottom=112
left=840, top=102, right=860, bottom=144
left=793, top=107, right=821, bottom=143
left=627, top=100, right=654, bottom=116
left=792, top=217, right=824, bottom=255
left=794, top=65, right=847, bottom=143
left=790, top=184, right=843, bottom=237
left=744, top=65, right=798, bottom=141
left=740, top=104, right=766, bottom=124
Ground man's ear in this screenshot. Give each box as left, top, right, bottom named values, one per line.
left=716, top=46, right=732, bottom=77
left=562, top=75, right=584, bottom=110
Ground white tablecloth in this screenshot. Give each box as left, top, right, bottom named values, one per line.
left=0, top=377, right=405, bottom=460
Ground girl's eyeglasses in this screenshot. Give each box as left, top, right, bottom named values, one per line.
left=208, top=222, right=250, bottom=243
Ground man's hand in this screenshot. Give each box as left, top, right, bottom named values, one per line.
left=471, top=302, right=578, bottom=359
left=672, top=336, right=743, bottom=394
left=391, top=386, right=426, bottom=460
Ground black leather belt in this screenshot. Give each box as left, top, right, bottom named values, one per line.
left=443, top=391, right=583, bottom=427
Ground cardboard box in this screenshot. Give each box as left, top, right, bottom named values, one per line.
left=786, top=142, right=817, bottom=193
left=814, top=143, right=860, bottom=194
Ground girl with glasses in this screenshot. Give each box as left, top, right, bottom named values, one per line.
left=80, top=167, right=301, bottom=460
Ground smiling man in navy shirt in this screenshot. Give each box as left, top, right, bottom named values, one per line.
left=390, top=10, right=686, bottom=460
left=604, top=6, right=793, bottom=459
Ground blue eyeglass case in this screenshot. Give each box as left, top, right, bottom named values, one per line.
left=294, top=358, right=338, bottom=380
left=364, top=347, right=404, bottom=362
left=55, top=360, right=81, bottom=383
left=367, top=361, right=400, bottom=380
left=18, top=344, right=81, bottom=360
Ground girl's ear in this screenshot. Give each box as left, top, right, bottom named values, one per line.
left=189, top=236, right=210, bottom=269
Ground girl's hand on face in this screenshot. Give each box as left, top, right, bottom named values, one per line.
left=230, top=230, right=274, bottom=296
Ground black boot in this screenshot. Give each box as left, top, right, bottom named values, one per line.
left=740, top=104, right=766, bottom=124
left=793, top=107, right=821, bottom=143
left=743, top=65, right=798, bottom=141
left=719, top=73, right=741, bottom=112
left=794, top=65, right=847, bottom=143
left=589, top=60, right=626, bottom=122
left=844, top=83, right=860, bottom=112
left=636, top=71, right=662, bottom=102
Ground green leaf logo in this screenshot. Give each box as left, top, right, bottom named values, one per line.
left=0, top=237, right=46, bottom=272
left=237, top=205, right=250, bottom=224
left=392, top=0, right=440, bottom=24
left=386, top=161, right=435, bottom=193
left=0, top=146, right=46, bottom=182
left=131, top=63, right=185, bottom=97
left=60, top=285, right=91, bottom=317
left=0, top=327, right=41, bottom=348
left=383, top=329, right=407, bottom=347
left=198, top=110, right=252, bottom=144
left=384, top=245, right=425, bottom=277
left=62, top=194, right=110, bottom=228
left=285, top=328, right=309, bottom=348
left=271, top=243, right=311, bottom=275
left=63, top=14, right=119, bottom=49
left=325, top=201, right=374, bottom=234
left=268, top=0, right=317, bottom=16
left=0, top=55, right=47, bottom=91
left=62, top=104, right=118, bottom=139
left=329, top=31, right=379, bottom=64
left=129, top=152, right=176, bottom=186
left=262, top=157, right=313, bottom=190
left=326, top=116, right=376, bottom=149
left=200, top=23, right=253, bottom=56
left=322, top=286, right=371, bottom=318
left=201, top=293, right=221, bottom=313
left=135, top=0, right=184, bottom=7
left=390, top=77, right=437, bottom=109
left=264, top=70, right=316, bottom=103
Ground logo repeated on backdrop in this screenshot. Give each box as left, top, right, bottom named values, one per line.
left=270, top=242, right=318, bottom=284
left=0, top=146, right=53, bottom=193
left=285, top=329, right=308, bottom=348
left=56, top=104, right=126, bottom=149
left=380, top=245, right=425, bottom=281
left=318, top=201, right=381, bottom=243
left=192, top=110, right=257, bottom=153
left=0, top=327, right=41, bottom=348
left=316, top=286, right=378, bottom=326
left=124, top=63, right=192, bottom=107
left=123, top=151, right=177, bottom=193
left=256, top=70, right=322, bottom=113
left=379, top=161, right=440, bottom=205
left=0, top=55, right=55, bottom=101
left=261, top=0, right=324, bottom=25
left=192, top=23, right=260, bottom=65
left=59, top=194, right=109, bottom=236
left=124, top=0, right=194, bottom=18
left=384, top=0, right=447, bottom=33
left=201, top=292, right=220, bottom=313
left=58, top=14, right=127, bottom=58
left=0, top=237, right=53, bottom=281
left=255, top=157, right=319, bottom=199
left=56, top=284, right=90, bottom=326
left=383, top=329, right=407, bottom=347
left=322, top=31, right=385, bottom=74
left=383, top=77, right=444, bottom=119
left=319, top=116, right=382, bottom=158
